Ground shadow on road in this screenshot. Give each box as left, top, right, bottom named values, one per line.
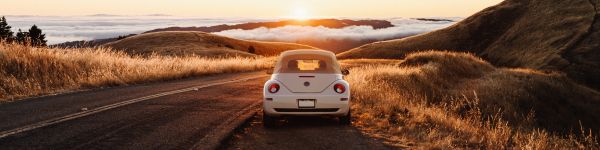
left=269, top=116, right=343, bottom=128
left=220, top=112, right=393, bottom=150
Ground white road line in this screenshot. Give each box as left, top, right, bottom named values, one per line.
left=0, top=75, right=267, bottom=139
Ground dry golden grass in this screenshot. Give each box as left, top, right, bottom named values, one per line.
left=103, top=31, right=316, bottom=57
left=345, top=51, right=600, bottom=149
left=0, top=42, right=274, bottom=102
left=339, top=59, right=402, bottom=69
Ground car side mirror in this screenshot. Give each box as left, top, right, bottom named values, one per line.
left=341, top=69, right=350, bottom=75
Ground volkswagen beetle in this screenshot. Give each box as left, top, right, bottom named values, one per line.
left=263, top=49, right=350, bottom=127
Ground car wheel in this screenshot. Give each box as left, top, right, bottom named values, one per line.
left=263, top=111, right=276, bottom=128
left=339, top=109, right=351, bottom=125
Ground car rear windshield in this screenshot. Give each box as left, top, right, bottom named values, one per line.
left=274, top=54, right=340, bottom=73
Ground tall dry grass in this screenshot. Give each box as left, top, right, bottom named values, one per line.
left=0, top=42, right=273, bottom=101
left=345, top=51, right=600, bottom=149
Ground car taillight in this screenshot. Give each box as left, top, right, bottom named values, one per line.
left=268, top=83, right=280, bottom=93
left=334, top=83, right=345, bottom=94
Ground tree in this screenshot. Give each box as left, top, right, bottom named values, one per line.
left=28, top=25, right=47, bottom=47
left=15, top=29, right=29, bottom=44
left=248, top=45, right=256, bottom=54
left=0, top=16, right=15, bottom=42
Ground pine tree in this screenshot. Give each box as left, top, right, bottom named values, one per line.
left=0, top=16, right=15, bottom=42
left=16, top=29, right=29, bottom=44
left=28, top=25, right=47, bottom=47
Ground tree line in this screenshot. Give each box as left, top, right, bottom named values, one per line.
left=0, top=16, right=47, bottom=47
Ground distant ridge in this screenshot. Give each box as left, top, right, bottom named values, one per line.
left=144, top=19, right=394, bottom=33
left=412, top=18, right=454, bottom=22
left=87, top=14, right=121, bottom=17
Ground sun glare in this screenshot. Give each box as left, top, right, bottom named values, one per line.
left=291, top=7, right=310, bottom=20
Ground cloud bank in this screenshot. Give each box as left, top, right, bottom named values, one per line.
left=5, top=15, right=274, bottom=44
left=214, top=18, right=454, bottom=42
left=4, top=16, right=457, bottom=45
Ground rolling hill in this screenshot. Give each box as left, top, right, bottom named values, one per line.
left=338, top=0, right=600, bottom=147
left=102, top=31, right=315, bottom=57
left=347, top=51, right=600, bottom=148
left=338, top=0, right=600, bottom=90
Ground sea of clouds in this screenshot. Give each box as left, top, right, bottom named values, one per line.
left=214, top=18, right=457, bottom=42
left=3, top=15, right=459, bottom=44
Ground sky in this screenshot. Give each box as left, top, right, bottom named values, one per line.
left=0, top=0, right=503, bottom=18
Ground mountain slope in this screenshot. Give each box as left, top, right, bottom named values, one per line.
left=103, top=31, right=315, bottom=57
left=338, top=0, right=600, bottom=89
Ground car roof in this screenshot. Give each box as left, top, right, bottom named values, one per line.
left=274, top=49, right=341, bottom=73
left=279, top=49, right=336, bottom=58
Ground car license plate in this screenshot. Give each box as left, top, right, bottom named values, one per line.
left=298, top=99, right=315, bottom=108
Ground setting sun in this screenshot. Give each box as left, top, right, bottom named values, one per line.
left=291, top=7, right=310, bottom=20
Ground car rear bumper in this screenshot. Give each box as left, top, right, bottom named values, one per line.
left=263, top=94, right=350, bottom=117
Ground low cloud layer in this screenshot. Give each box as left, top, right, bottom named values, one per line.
left=5, top=15, right=273, bottom=44
left=214, top=18, right=454, bottom=42
left=4, top=16, right=457, bottom=44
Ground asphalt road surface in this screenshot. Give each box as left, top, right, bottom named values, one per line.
left=0, top=71, right=391, bottom=150
left=220, top=113, right=392, bottom=150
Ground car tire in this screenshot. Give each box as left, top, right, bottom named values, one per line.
left=339, top=109, right=351, bottom=125
left=263, top=111, right=276, bottom=128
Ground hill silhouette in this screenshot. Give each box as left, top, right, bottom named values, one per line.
left=51, top=34, right=137, bottom=48
left=102, top=31, right=315, bottom=57
left=338, top=0, right=600, bottom=90
left=144, top=19, right=394, bottom=33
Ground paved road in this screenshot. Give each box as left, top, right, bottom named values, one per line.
left=0, top=72, right=267, bottom=149
left=221, top=113, right=392, bottom=150
left=0, top=71, right=391, bottom=149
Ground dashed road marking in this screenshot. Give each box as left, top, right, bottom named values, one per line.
left=0, top=75, right=266, bottom=139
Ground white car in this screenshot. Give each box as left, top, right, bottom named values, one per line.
left=263, top=49, right=351, bottom=127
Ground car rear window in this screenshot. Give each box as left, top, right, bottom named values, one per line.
left=294, top=60, right=323, bottom=71
left=274, top=54, right=340, bottom=73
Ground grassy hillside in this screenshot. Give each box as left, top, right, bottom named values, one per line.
left=338, top=0, right=600, bottom=147
left=0, top=42, right=273, bottom=101
left=346, top=51, right=600, bottom=148
left=103, top=31, right=315, bottom=57
left=338, top=0, right=600, bottom=89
